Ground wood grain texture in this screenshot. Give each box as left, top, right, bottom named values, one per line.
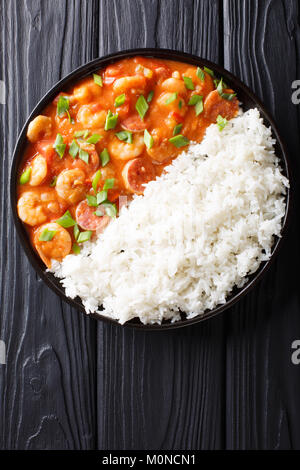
left=96, top=0, right=226, bottom=451
left=0, top=0, right=99, bottom=449
left=223, top=0, right=300, bottom=449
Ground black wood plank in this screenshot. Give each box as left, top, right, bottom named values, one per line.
left=96, top=0, right=226, bottom=450
left=0, top=0, right=99, bottom=449
left=223, top=0, right=300, bottom=449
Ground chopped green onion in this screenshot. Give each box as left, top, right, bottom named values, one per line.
left=188, top=94, right=202, bottom=106
left=19, top=167, right=31, bottom=184
left=204, top=66, right=214, bottom=77
left=216, top=115, right=228, bottom=131
left=53, top=133, right=66, bottom=159
left=173, top=123, right=183, bottom=136
left=165, top=92, right=177, bottom=105
left=168, top=134, right=189, bottom=148
left=183, top=76, right=194, bottom=90
left=79, top=148, right=89, bottom=164
left=50, top=176, right=57, bottom=187
left=195, top=99, right=203, bottom=116
left=94, top=210, right=104, bottom=217
left=83, top=130, right=89, bottom=139
left=114, top=94, right=126, bottom=107
left=69, top=139, right=80, bottom=158
left=103, top=178, right=114, bottom=190
left=66, top=110, right=73, bottom=124
left=57, top=96, right=69, bottom=117
left=196, top=67, right=205, bottom=81
left=144, top=129, right=153, bottom=149
left=93, top=73, right=103, bottom=87
left=100, top=148, right=110, bottom=166
left=74, top=130, right=88, bottom=138
left=102, top=202, right=117, bottom=218
left=104, top=110, right=118, bottom=131
left=86, top=133, right=102, bottom=144
left=56, top=210, right=76, bottom=228
left=74, top=223, right=80, bottom=241
left=72, top=243, right=81, bottom=254
left=77, top=231, right=93, bottom=243
left=97, top=190, right=108, bottom=205
left=216, top=78, right=236, bottom=101
left=92, top=169, right=102, bottom=194
left=39, top=228, right=56, bottom=242
left=178, top=99, right=183, bottom=110
left=86, top=194, right=98, bottom=207
left=115, top=130, right=133, bottom=144
left=135, top=95, right=149, bottom=120
left=147, top=90, right=154, bottom=103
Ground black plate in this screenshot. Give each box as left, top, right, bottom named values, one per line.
left=10, top=48, right=292, bottom=330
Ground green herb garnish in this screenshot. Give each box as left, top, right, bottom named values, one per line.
left=178, top=99, right=183, bottom=110
left=188, top=94, right=203, bottom=116
left=93, top=73, right=103, bottom=87
left=74, top=223, right=80, bottom=241
left=57, top=96, right=69, bottom=117
left=216, top=78, right=236, bottom=101
left=104, top=110, right=118, bottom=131
left=56, top=210, right=76, bottom=228
left=97, top=190, right=108, bottom=205
left=39, top=228, right=56, bottom=242
left=77, top=231, right=93, bottom=243
left=135, top=95, right=149, bottom=120
left=114, top=94, right=126, bottom=107
left=168, top=134, right=189, bottom=148
left=183, top=76, right=194, bottom=90
left=19, top=167, right=31, bottom=184
left=86, top=194, right=98, bottom=207
left=204, top=66, right=214, bottom=77
left=53, top=133, right=66, bottom=159
left=147, top=91, right=154, bottom=103
left=72, top=243, right=81, bottom=254
left=79, top=148, right=89, bottom=164
left=165, top=92, right=177, bottom=105
left=144, top=129, right=153, bottom=149
left=100, top=148, right=110, bottom=166
left=74, top=130, right=88, bottom=138
left=196, top=67, right=205, bottom=81
left=102, top=202, right=117, bottom=218
left=86, top=134, right=102, bottom=144
left=50, top=176, right=57, bottom=187
left=69, top=140, right=80, bottom=158
left=216, top=115, right=228, bottom=131
left=173, top=123, right=183, bottom=136
left=92, top=169, right=102, bottom=194
left=103, top=178, right=114, bottom=190
left=115, top=130, right=133, bottom=144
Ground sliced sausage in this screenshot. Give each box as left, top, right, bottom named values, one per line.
left=121, top=115, right=148, bottom=132
left=75, top=200, right=111, bottom=232
left=204, top=89, right=239, bottom=122
left=122, top=158, right=155, bottom=195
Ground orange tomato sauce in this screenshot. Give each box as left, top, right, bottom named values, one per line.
left=17, top=56, right=239, bottom=267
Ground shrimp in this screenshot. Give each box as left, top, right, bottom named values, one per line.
left=72, top=79, right=102, bottom=104
left=156, top=92, right=187, bottom=116
left=17, top=190, right=60, bottom=226
left=34, top=222, right=71, bottom=267
left=112, top=75, right=147, bottom=94
left=77, top=105, right=106, bottom=129
left=29, top=154, right=48, bottom=186
left=55, top=169, right=86, bottom=204
left=183, top=67, right=214, bottom=98
left=27, top=115, right=52, bottom=143
left=161, top=77, right=187, bottom=95
left=108, top=133, right=144, bottom=161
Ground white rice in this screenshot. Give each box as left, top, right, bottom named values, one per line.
left=51, top=108, right=289, bottom=324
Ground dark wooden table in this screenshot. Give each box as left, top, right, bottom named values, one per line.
left=0, top=0, right=299, bottom=450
